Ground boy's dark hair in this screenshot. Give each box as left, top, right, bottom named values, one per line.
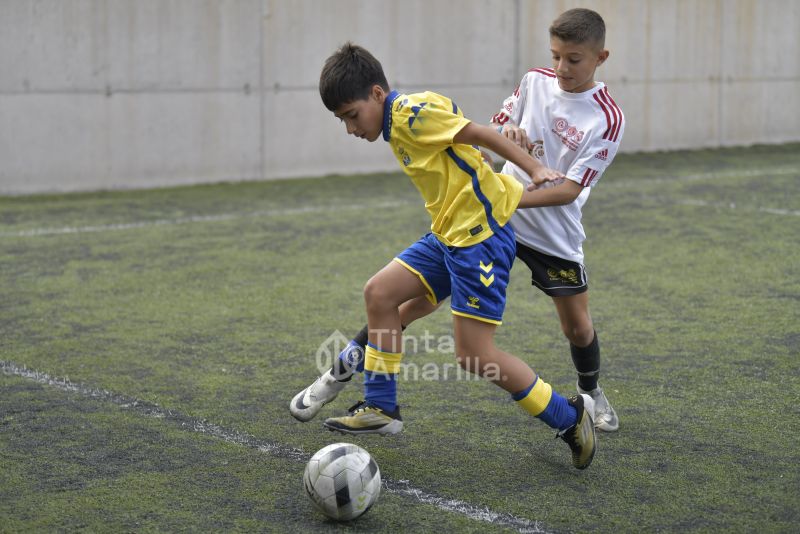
left=319, top=42, right=389, bottom=111
left=549, top=8, right=605, bottom=48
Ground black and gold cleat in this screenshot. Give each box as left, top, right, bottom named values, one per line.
left=323, top=400, right=403, bottom=436
left=557, top=394, right=597, bottom=469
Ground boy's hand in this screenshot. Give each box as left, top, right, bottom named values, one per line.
left=517, top=178, right=584, bottom=209
left=455, top=122, right=564, bottom=188
left=529, top=167, right=565, bottom=188
left=498, top=124, right=533, bottom=153
left=491, top=122, right=565, bottom=186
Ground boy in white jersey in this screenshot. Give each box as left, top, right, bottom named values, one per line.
left=401, top=7, right=623, bottom=429
left=291, top=9, right=621, bottom=439
left=490, top=8, right=624, bottom=431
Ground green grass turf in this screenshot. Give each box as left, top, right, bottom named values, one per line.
left=0, top=373, right=517, bottom=533
left=1, top=143, right=799, bottom=532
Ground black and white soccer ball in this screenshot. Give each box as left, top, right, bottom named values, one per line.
left=303, top=442, right=381, bottom=521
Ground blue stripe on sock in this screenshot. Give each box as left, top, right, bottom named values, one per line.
left=511, top=376, right=537, bottom=401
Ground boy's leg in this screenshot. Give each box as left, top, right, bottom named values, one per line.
left=401, top=295, right=443, bottom=325
left=452, top=314, right=596, bottom=470
left=451, top=314, right=535, bottom=393
left=514, top=242, right=618, bottom=432
left=332, top=297, right=443, bottom=379
left=362, top=262, right=432, bottom=352
left=324, top=257, right=441, bottom=435
left=290, top=296, right=442, bottom=422
left=552, top=292, right=596, bottom=387
left=332, top=295, right=443, bottom=380
left=446, top=225, right=595, bottom=469
left=552, top=292, right=619, bottom=432
left=361, top=261, right=429, bottom=411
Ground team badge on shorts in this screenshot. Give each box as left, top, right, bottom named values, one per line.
left=516, top=242, right=588, bottom=297
left=547, top=268, right=579, bottom=285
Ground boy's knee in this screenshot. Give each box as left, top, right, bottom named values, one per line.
left=363, top=275, right=398, bottom=311
left=363, top=276, right=382, bottom=307
left=562, top=321, right=595, bottom=347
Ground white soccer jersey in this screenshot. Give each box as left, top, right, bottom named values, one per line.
left=491, top=67, right=625, bottom=263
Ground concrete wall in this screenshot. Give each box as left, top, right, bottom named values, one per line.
left=1, top=0, right=798, bottom=194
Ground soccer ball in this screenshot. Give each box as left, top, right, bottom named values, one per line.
left=303, top=442, right=381, bottom=521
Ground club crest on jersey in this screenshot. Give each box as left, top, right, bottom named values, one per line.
left=398, top=146, right=411, bottom=166
left=531, top=140, right=545, bottom=160
left=552, top=117, right=584, bottom=151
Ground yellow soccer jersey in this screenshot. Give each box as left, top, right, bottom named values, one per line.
left=382, top=90, right=523, bottom=247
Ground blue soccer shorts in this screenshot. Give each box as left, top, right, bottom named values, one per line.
left=394, top=224, right=516, bottom=325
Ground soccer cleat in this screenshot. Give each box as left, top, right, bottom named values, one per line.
left=323, top=401, right=403, bottom=436
left=578, top=382, right=619, bottom=432
left=557, top=394, right=597, bottom=470
left=290, top=369, right=347, bottom=422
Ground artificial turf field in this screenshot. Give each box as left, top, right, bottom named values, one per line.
left=1, top=143, right=798, bottom=533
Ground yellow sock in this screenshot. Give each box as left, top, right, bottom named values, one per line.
left=364, top=345, right=402, bottom=374
left=513, top=376, right=553, bottom=416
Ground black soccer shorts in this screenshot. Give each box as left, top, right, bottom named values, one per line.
left=515, top=242, right=588, bottom=297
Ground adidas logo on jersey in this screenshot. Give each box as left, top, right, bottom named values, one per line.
left=594, top=148, right=608, bottom=161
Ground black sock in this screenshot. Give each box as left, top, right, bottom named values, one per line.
left=352, top=324, right=369, bottom=348
left=570, top=331, right=600, bottom=391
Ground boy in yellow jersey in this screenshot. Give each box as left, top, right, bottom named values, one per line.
left=304, top=42, right=596, bottom=469
left=293, top=10, right=621, bottom=439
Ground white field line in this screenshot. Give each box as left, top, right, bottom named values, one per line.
left=639, top=196, right=800, bottom=217
left=1, top=166, right=797, bottom=239
left=604, top=166, right=798, bottom=189
left=0, top=200, right=414, bottom=238
left=676, top=199, right=800, bottom=217
left=0, top=360, right=550, bottom=534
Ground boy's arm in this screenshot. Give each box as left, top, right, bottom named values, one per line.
left=492, top=121, right=533, bottom=152
left=517, top=179, right=583, bottom=208
left=453, top=122, right=564, bottom=186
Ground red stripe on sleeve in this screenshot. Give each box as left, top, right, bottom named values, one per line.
left=603, top=89, right=623, bottom=142
left=581, top=168, right=593, bottom=187
left=593, top=93, right=612, bottom=140
left=583, top=169, right=599, bottom=187
left=598, top=89, right=620, bottom=143
left=492, top=113, right=509, bottom=125
left=531, top=68, right=556, bottom=78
